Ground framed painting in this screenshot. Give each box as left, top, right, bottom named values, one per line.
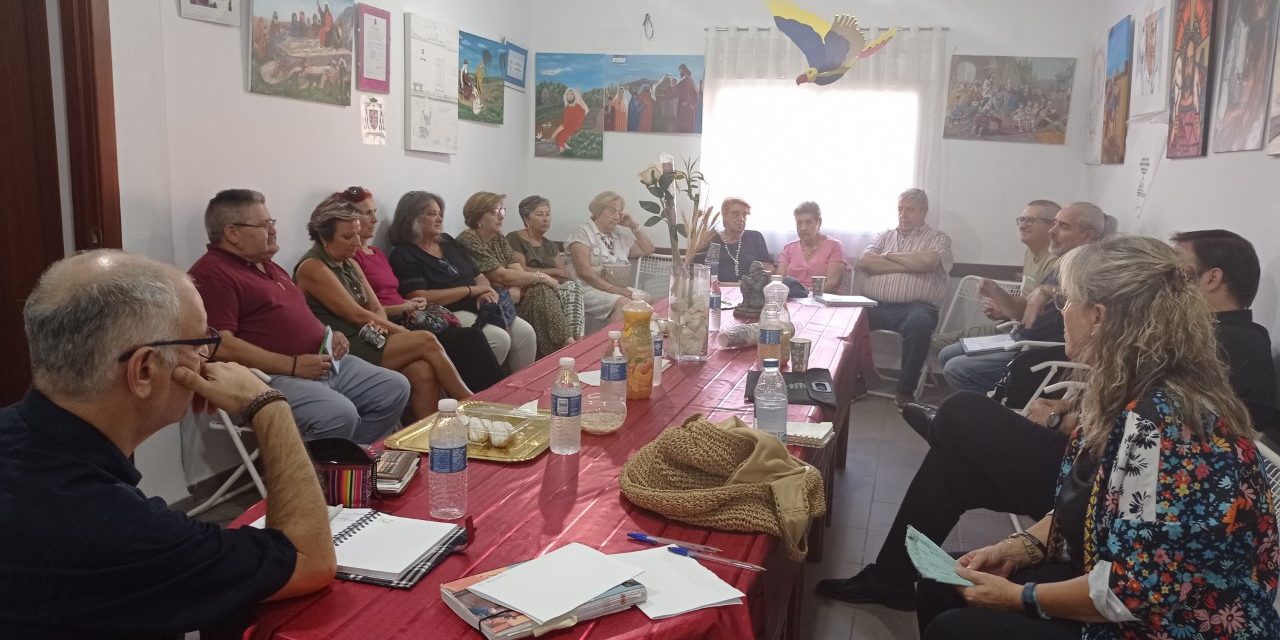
left=1167, top=0, right=1217, bottom=158
left=1210, top=0, right=1279, bottom=153
left=249, top=0, right=354, bottom=106
left=1103, top=16, right=1134, bottom=164
left=533, top=53, right=607, bottom=160
left=603, top=54, right=705, bottom=134
left=943, top=55, right=1076, bottom=144
left=355, top=3, right=390, bottom=93
left=458, top=32, right=506, bottom=124
left=1131, top=2, right=1172, bottom=116
left=504, top=40, right=528, bottom=90
left=180, top=0, right=241, bottom=26
left=1086, top=43, right=1107, bottom=163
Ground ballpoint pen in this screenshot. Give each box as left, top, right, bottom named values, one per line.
left=626, top=531, right=723, bottom=553
left=668, top=546, right=767, bottom=571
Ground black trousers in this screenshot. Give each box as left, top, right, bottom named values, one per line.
left=917, top=562, right=1084, bottom=639
left=437, top=326, right=504, bottom=391
left=873, top=392, right=1070, bottom=585
left=867, top=302, right=939, bottom=394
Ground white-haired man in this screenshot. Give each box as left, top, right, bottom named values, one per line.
left=0, top=250, right=335, bottom=636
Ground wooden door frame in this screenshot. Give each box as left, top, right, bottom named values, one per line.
left=59, top=0, right=120, bottom=250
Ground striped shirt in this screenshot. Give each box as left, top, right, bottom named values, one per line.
left=858, top=224, right=953, bottom=307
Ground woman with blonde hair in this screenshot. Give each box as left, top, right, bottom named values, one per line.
left=567, top=190, right=656, bottom=324
left=918, top=236, right=1279, bottom=639
left=293, top=194, right=473, bottom=421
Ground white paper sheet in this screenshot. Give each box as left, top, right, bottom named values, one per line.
left=468, top=542, right=643, bottom=625
left=361, top=13, right=388, bottom=82
left=611, top=546, right=744, bottom=619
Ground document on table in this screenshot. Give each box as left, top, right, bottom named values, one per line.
left=611, top=546, right=744, bottom=619
left=468, top=542, right=643, bottom=625
left=905, top=525, right=973, bottom=586
left=577, top=359, right=669, bottom=386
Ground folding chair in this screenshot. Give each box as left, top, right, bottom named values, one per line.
left=633, top=254, right=672, bottom=300
left=185, top=369, right=272, bottom=518
left=1257, top=438, right=1280, bottom=504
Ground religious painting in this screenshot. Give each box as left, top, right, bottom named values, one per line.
left=249, top=0, right=355, bottom=106
left=458, top=31, right=506, bottom=124
left=1086, top=45, right=1107, bottom=163
left=534, top=53, right=607, bottom=160
left=603, top=55, right=705, bottom=134
left=1168, top=0, right=1218, bottom=158
left=180, top=0, right=240, bottom=26
left=943, top=55, right=1076, bottom=144
left=1267, top=24, right=1280, bottom=153
left=1132, top=3, right=1172, bottom=116
left=405, top=13, right=457, bottom=154
left=1103, top=16, right=1135, bottom=164
left=1211, top=0, right=1279, bottom=152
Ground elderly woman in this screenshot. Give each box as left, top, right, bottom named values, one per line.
left=456, top=192, right=572, bottom=359
left=292, top=194, right=473, bottom=420
left=506, top=195, right=585, bottom=340
left=566, top=190, right=656, bottom=324
left=776, top=201, right=845, bottom=293
left=693, top=197, right=774, bottom=282
left=917, top=236, right=1280, bottom=639
left=343, top=186, right=504, bottom=391
left=387, top=191, right=537, bottom=372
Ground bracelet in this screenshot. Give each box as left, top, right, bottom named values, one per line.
left=240, top=389, right=288, bottom=425
left=467, top=285, right=473, bottom=296
left=290, top=355, right=298, bottom=376
left=1006, top=531, right=1047, bottom=565
left=1021, top=582, right=1050, bottom=619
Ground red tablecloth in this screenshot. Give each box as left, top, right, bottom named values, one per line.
left=230, top=298, right=872, bottom=640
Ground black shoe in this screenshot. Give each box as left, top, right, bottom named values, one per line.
left=815, top=564, right=916, bottom=610
left=893, top=391, right=915, bottom=410
left=901, top=402, right=938, bottom=441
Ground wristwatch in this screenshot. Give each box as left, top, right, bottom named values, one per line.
left=1045, top=412, right=1062, bottom=431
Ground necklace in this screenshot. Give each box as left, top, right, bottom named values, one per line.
left=801, top=236, right=823, bottom=261
left=723, top=235, right=744, bottom=277
left=598, top=232, right=617, bottom=257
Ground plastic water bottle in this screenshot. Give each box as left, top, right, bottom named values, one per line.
left=651, top=319, right=664, bottom=386
left=550, top=357, right=583, bottom=454
left=707, top=243, right=723, bottom=333
left=759, top=301, right=784, bottom=365
left=755, top=358, right=789, bottom=439
left=764, top=275, right=793, bottom=359
left=582, top=331, right=627, bottom=434
left=429, top=399, right=467, bottom=519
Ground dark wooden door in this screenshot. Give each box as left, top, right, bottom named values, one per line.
left=0, top=1, right=66, bottom=404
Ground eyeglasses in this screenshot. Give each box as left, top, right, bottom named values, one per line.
left=1051, top=291, right=1070, bottom=311
left=491, top=207, right=506, bottom=216
left=230, top=219, right=277, bottom=229
left=1016, top=217, right=1054, bottom=226
left=117, top=327, right=221, bottom=362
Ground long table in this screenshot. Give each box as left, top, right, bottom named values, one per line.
left=229, top=297, right=872, bottom=640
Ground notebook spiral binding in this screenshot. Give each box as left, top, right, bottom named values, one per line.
left=332, top=510, right=383, bottom=545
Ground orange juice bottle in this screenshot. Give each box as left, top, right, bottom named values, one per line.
left=622, top=292, right=654, bottom=400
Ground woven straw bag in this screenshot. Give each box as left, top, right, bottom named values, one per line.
left=620, top=414, right=826, bottom=561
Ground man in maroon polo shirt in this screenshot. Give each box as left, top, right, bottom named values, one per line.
left=189, top=189, right=409, bottom=444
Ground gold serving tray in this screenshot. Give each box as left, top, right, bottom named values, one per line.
left=384, top=400, right=550, bottom=463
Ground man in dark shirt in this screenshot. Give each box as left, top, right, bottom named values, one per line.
left=0, top=251, right=335, bottom=636
left=818, top=229, right=1278, bottom=609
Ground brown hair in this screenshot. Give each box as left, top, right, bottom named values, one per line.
left=463, top=192, right=506, bottom=229
left=307, top=195, right=363, bottom=242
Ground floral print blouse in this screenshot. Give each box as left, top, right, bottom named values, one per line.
left=1049, top=389, right=1280, bottom=639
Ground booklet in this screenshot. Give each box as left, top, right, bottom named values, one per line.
left=905, top=525, right=973, bottom=587
left=960, top=333, right=1015, bottom=355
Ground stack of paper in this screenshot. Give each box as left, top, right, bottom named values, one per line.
left=468, top=543, right=644, bottom=625
left=610, top=546, right=744, bottom=619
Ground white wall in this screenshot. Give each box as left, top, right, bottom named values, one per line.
left=110, top=0, right=534, bottom=502
left=1087, top=1, right=1280, bottom=362
left=530, top=0, right=1098, bottom=266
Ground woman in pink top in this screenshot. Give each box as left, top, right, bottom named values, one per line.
left=777, top=201, right=845, bottom=293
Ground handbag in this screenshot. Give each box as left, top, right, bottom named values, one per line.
left=305, top=438, right=376, bottom=508
left=402, top=303, right=460, bottom=334
left=476, top=289, right=518, bottom=329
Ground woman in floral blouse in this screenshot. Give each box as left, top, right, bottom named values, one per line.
left=918, top=236, right=1280, bottom=639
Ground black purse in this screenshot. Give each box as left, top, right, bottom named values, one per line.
left=476, top=289, right=518, bottom=329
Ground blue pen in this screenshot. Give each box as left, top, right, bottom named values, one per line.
left=668, top=546, right=766, bottom=572
left=626, top=531, right=722, bottom=554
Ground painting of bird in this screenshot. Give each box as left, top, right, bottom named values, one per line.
left=767, top=0, right=897, bottom=86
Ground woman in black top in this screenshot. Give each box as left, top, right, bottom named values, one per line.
left=694, top=197, right=774, bottom=282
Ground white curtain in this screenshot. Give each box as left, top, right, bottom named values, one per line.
left=700, top=25, right=948, bottom=258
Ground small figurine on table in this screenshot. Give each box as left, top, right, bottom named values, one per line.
left=734, top=261, right=770, bottom=319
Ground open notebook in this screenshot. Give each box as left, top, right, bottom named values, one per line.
left=251, top=507, right=466, bottom=589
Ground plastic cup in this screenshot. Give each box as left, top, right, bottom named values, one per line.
left=810, top=276, right=827, bottom=298
left=790, top=337, right=812, bottom=372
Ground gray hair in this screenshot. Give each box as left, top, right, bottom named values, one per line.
left=1065, top=201, right=1107, bottom=238
left=587, top=191, right=624, bottom=219
left=1026, top=199, right=1061, bottom=218
left=898, top=188, right=929, bottom=211
left=24, top=250, right=187, bottom=399
left=1102, top=214, right=1118, bottom=239
left=205, top=189, right=265, bottom=245
left=388, top=191, right=444, bottom=246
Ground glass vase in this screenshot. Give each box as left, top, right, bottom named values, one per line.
left=667, top=263, right=711, bottom=362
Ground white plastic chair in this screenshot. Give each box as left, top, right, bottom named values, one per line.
left=1257, top=438, right=1280, bottom=503
left=938, top=276, right=1022, bottom=338
left=1015, top=361, right=1091, bottom=413
left=633, top=254, right=673, bottom=300
left=185, top=369, right=272, bottom=518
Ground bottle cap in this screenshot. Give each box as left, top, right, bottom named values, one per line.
left=608, top=330, right=622, bottom=339
left=771, top=274, right=783, bottom=281
left=438, top=398, right=459, bottom=412
left=632, top=291, right=648, bottom=300
left=559, top=357, right=575, bottom=367
left=762, top=358, right=779, bottom=368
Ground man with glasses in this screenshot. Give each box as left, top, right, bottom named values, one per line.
left=0, top=250, right=335, bottom=635
left=189, top=189, right=410, bottom=444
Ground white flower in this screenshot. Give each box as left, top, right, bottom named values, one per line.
left=637, top=165, right=662, bottom=185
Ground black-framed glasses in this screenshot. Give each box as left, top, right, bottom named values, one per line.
left=230, top=219, right=277, bottom=229
left=1051, top=291, right=1070, bottom=311
left=117, top=327, right=221, bottom=362
left=1016, top=216, right=1053, bottom=226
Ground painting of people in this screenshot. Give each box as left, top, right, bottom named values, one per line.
left=534, top=53, right=606, bottom=160
left=1211, top=0, right=1279, bottom=152
left=1168, top=0, right=1217, bottom=158
left=603, top=55, right=705, bottom=134
left=943, top=55, right=1076, bottom=144
left=1103, top=16, right=1134, bottom=164
left=249, top=0, right=355, bottom=106
left=458, top=31, right=506, bottom=124
left=1131, top=3, right=1171, bottom=116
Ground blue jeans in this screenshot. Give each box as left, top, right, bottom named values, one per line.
left=867, top=302, right=939, bottom=395
left=938, top=342, right=1017, bottom=396
left=269, top=355, right=411, bottom=444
